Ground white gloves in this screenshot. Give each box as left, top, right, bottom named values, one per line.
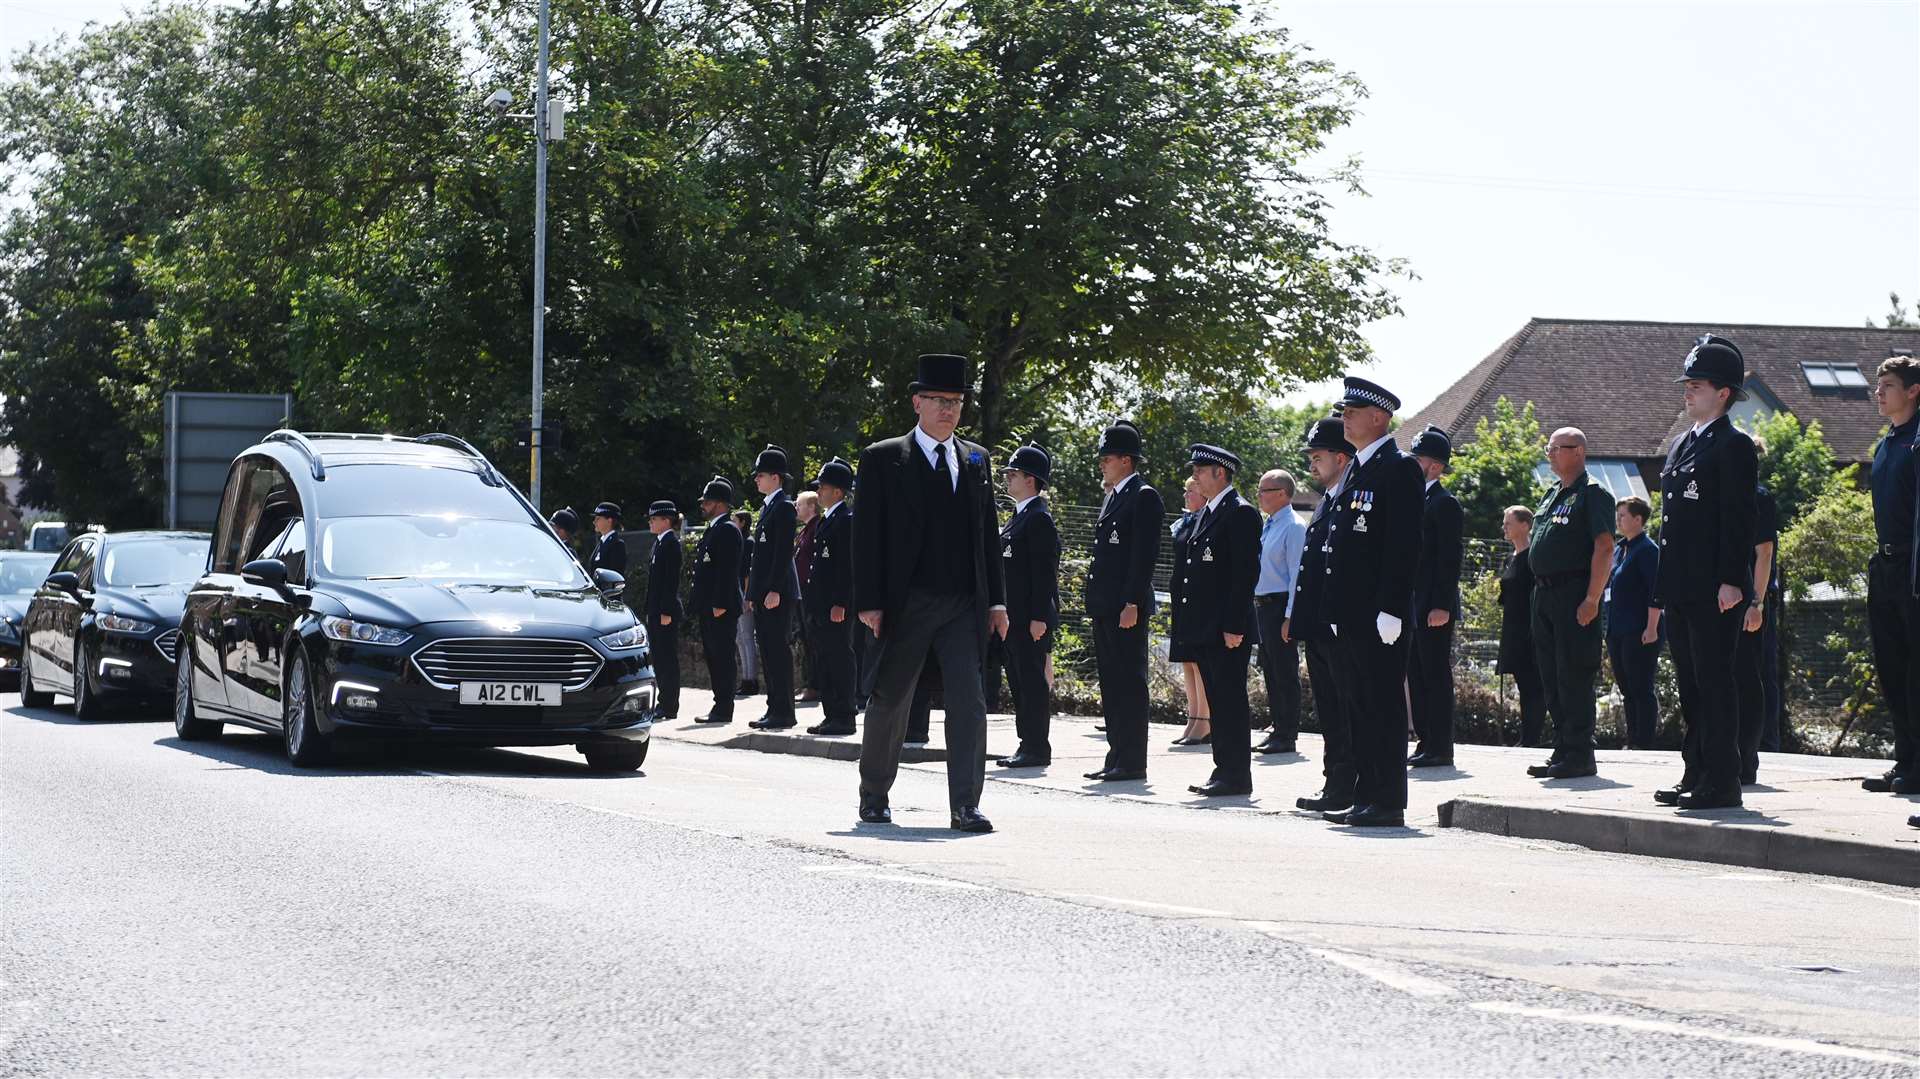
left=1376, top=612, right=1403, bottom=645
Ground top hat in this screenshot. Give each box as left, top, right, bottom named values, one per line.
left=815, top=457, right=856, bottom=492
left=752, top=444, right=789, bottom=476
left=1304, top=417, right=1356, bottom=455
left=1187, top=443, right=1242, bottom=475
left=700, top=476, right=735, bottom=505
left=1341, top=376, right=1401, bottom=412
left=548, top=506, right=579, bottom=532
left=1096, top=420, right=1147, bottom=460
left=1676, top=334, right=1749, bottom=401
left=909, top=354, right=973, bottom=397
left=1409, top=425, right=1452, bottom=464
left=647, top=500, right=678, bottom=519
left=591, top=502, right=622, bottom=521
left=1005, top=443, right=1052, bottom=486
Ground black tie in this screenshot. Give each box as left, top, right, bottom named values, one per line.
left=935, top=443, right=951, bottom=491
left=1679, top=430, right=1697, bottom=458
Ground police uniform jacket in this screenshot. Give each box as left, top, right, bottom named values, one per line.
left=1086, top=473, right=1165, bottom=619
left=748, top=490, right=799, bottom=603
left=1000, top=496, right=1061, bottom=631
left=1172, top=488, right=1262, bottom=644
left=587, top=530, right=628, bottom=579
left=1415, top=481, right=1464, bottom=619
left=1286, top=493, right=1341, bottom=643
left=1326, top=439, right=1425, bottom=627
left=851, top=430, right=1007, bottom=643
left=645, top=528, right=684, bottom=625
left=803, top=502, right=853, bottom=620
left=1655, top=414, right=1758, bottom=608
left=690, top=517, right=744, bottom=617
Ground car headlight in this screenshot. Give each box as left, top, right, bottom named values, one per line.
left=598, top=624, right=648, bottom=651
left=320, top=616, right=413, bottom=646
left=98, top=613, right=156, bottom=634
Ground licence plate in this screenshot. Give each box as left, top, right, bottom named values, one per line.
left=458, top=682, right=561, bottom=707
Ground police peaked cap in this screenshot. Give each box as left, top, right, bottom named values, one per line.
left=1341, top=376, right=1400, bottom=412
left=1676, top=334, right=1749, bottom=401
left=1304, top=417, right=1356, bottom=455
left=814, top=457, right=855, bottom=491
left=1005, top=443, right=1052, bottom=486
left=1187, top=443, right=1241, bottom=474
left=647, top=500, right=678, bottom=519
left=701, top=476, right=735, bottom=504
left=592, top=502, right=622, bottom=520
left=752, top=444, right=789, bottom=476
left=1410, top=425, right=1452, bottom=464
left=1097, top=420, right=1147, bottom=460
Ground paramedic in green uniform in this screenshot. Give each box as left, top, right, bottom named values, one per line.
left=1524, top=427, right=1617, bottom=780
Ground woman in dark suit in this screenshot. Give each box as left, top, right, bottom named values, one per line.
left=1499, top=506, right=1549, bottom=747
left=1170, top=476, right=1212, bottom=746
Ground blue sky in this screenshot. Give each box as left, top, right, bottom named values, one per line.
left=5, top=0, right=1916, bottom=414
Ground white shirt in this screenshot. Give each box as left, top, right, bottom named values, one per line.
left=913, top=425, right=961, bottom=493
left=1100, top=472, right=1139, bottom=515
left=1425, top=478, right=1438, bottom=492
left=1354, top=432, right=1392, bottom=466
left=820, top=499, right=844, bottom=519
left=1202, top=486, right=1230, bottom=514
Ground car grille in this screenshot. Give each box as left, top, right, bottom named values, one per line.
left=410, top=638, right=603, bottom=690
left=404, top=700, right=612, bottom=728
left=154, top=630, right=181, bottom=665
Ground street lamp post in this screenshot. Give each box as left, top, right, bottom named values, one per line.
left=528, top=0, right=551, bottom=510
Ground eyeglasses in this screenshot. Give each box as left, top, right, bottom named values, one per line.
left=916, top=394, right=965, bottom=413
left=1258, top=487, right=1289, bottom=494
left=1548, top=444, right=1581, bottom=453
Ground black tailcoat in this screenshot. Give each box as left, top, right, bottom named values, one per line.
left=852, top=429, right=1007, bottom=644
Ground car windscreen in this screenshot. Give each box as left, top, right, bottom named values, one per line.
left=315, top=463, right=531, bottom=521
left=0, top=554, right=56, bottom=593
left=318, top=516, right=588, bottom=586
left=98, top=538, right=210, bottom=587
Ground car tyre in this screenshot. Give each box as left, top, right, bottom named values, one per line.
left=71, top=637, right=105, bottom=722
left=582, top=741, right=648, bottom=772
left=283, top=649, right=332, bottom=767
left=19, top=633, right=53, bottom=708
left=172, top=637, right=222, bottom=741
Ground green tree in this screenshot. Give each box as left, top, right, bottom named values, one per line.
left=1741, top=410, right=1835, bottom=525
left=1866, top=290, right=1915, bottom=328
left=1446, top=397, right=1547, bottom=538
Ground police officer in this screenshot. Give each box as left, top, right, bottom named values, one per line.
left=1525, top=428, right=1615, bottom=781
left=1654, top=334, right=1759, bottom=811
left=1321, top=378, right=1424, bottom=828
left=1408, top=425, right=1464, bottom=768
left=1289, top=415, right=1360, bottom=811
left=1175, top=445, right=1263, bottom=797
left=1083, top=420, right=1165, bottom=783
left=1253, top=470, right=1304, bottom=754
left=804, top=458, right=859, bottom=736
left=747, top=445, right=801, bottom=731
left=587, top=503, right=628, bottom=580
left=549, top=507, right=581, bottom=559
left=1865, top=353, right=1920, bottom=794
left=996, top=444, right=1062, bottom=768
left=1734, top=462, right=1780, bottom=785
left=644, top=501, right=685, bottom=720
left=690, top=478, right=744, bottom=724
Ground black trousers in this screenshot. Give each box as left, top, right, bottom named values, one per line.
left=1193, top=639, right=1253, bottom=787
left=1254, top=600, right=1299, bottom=742
left=755, top=601, right=795, bottom=721
left=1607, top=633, right=1660, bottom=750
left=810, top=610, right=858, bottom=723
left=1005, top=624, right=1053, bottom=758
left=858, top=590, right=987, bottom=812
left=649, top=616, right=680, bottom=718
left=1332, top=620, right=1410, bottom=812
left=1409, top=622, right=1455, bottom=758
left=1734, top=611, right=1779, bottom=775
left=1532, top=578, right=1602, bottom=765
left=1509, top=664, right=1548, bottom=747
left=700, top=613, right=738, bottom=721
left=1867, top=554, right=1920, bottom=776
left=1305, top=638, right=1355, bottom=801
left=1093, top=615, right=1151, bottom=772
left=1667, top=597, right=1748, bottom=793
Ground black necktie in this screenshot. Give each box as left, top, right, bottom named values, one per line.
left=1679, top=430, right=1697, bottom=457
left=935, top=443, right=951, bottom=491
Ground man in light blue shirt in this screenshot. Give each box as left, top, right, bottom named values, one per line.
left=1254, top=469, right=1306, bottom=753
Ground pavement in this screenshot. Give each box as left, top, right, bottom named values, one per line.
left=658, top=689, right=1920, bottom=887
left=5, top=693, right=1918, bottom=1076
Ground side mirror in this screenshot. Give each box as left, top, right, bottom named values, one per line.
left=593, top=569, right=625, bottom=598
left=46, top=571, right=81, bottom=596
left=241, top=558, right=289, bottom=592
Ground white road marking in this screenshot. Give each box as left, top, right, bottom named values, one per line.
left=861, top=873, right=986, bottom=890
left=1471, top=1002, right=1919, bottom=1066
left=1807, top=880, right=1920, bottom=909
left=1052, top=893, right=1234, bottom=918
left=1712, top=872, right=1778, bottom=882
left=1309, top=948, right=1459, bottom=998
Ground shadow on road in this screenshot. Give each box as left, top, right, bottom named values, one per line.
left=155, top=729, right=647, bottom=781
left=8, top=701, right=168, bottom=726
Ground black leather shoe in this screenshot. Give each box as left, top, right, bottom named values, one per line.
left=750, top=717, right=797, bottom=730
left=1093, top=724, right=1106, bottom=732
left=1909, top=815, right=1919, bottom=829
left=696, top=714, right=732, bottom=725
left=807, top=721, right=857, bottom=736
left=1652, top=785, right=1686, bottom=806
left=1170, top=735, right=1192, bottom=746
left=1323, top=804, right=1367, bottom=824
left=1343, top=805, right=1406, bottom=827
left=859, top=802, right=891, bottom=824
left=1090, top=767, right=1146, bottom=782
left=997, top=752, right=1050, bottom=769
left=1525, top=759, right=1562, bottom=778
left=1187, top=779, right=1252, bottom=797
left=1255, top=739, right=1296, bottom=754
left=1296, top=790, right=1353, bottom=812
left=1543, top=761, right=1597, bottom=779
left=1409, top=755, right=1454, bottom=769
left=1894, top=774, right=1920, bottom=795
left=1863, top=770, right=1902, bottom=792
left=1676, top=787, right=1742, bottom=810
left=950, top=807, right=993, bottom=833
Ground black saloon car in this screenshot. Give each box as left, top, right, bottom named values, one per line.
left=21, top=531, right=210, bottom=719
left=0, top=550, right=58, bottom=683
left=174, top=431, right=657, bottom=770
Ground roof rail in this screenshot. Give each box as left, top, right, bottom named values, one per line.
left=415, top=433, right=504, bottom=487
left=264, top=430, right=326, bottom=480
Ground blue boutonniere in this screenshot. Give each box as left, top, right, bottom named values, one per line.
left=967, top=450, right=985, bottom=468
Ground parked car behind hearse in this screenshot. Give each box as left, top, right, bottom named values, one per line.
left=173, top=431, right=657, bottom=770
left=0, top=550, right=59, bottom=684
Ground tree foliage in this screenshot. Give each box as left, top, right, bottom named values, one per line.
left=1741, top=409, right=1835, bottom=526
left=1446, top=396, right=1547, bottom=538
